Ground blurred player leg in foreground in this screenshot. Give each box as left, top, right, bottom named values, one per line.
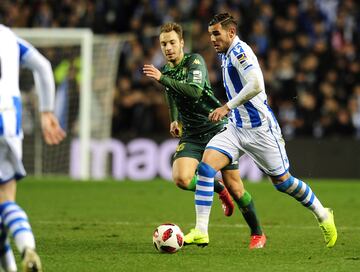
left=0, top=24, right=66, bottom=271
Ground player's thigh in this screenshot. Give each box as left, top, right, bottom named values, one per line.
left=173, top=140, right=204, bottom=163
left=0, top=138, right=25, bottom=181
left=0, top=179, right=16, bottom=203
left=0, top=138, right=23, bottom=202
left=202, top=148, right=230, bottom=172
left=244, top=126, right=289, bottom=177
left=205, top=124, right=243, bottom=171
left=172, top=157, right=199, bottom=183
left=172, top=141, right=204, bottom=182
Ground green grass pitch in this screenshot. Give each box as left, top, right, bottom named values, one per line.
left=14, top=178, right=360, bottom=271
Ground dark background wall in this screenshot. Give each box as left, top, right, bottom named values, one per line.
left=286, top=139, right=360, bottom=179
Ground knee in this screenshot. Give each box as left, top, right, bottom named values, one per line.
left=173, top=175, right=192, bottom=190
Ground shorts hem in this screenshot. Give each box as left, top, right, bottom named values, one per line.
left=267, top=168, right=289, bottom=178
left=0, top=173, right=26, bottom=184
left=173, top=154, right=200, bottom=162
left=205, top=146, right=233, bottom=161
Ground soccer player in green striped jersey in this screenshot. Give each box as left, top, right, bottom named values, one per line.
left=143, top=22, right=266, bottom=249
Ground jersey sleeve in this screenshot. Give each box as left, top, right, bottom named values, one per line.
left=230, top=45, right=255, bottom=76
left=16, top=37, right=55, bottom=112
left=164, top=90, right=178, bottom=122
left=185, top=53, right=208, bottom=90
left=159, top=54, right=209, bottom=99
left=16, top=37, right=35, bottom=63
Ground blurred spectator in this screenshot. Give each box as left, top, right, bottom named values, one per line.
left=2, top=0, right=359, bottom=139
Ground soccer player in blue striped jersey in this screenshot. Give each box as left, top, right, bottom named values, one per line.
left=0, top=24, right=66, bottom=271
left=144, top=22, right=266, bottom=249
left=184, top=13, right=337, bottom=248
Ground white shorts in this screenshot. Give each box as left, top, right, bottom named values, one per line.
left=0, top=137, right=26, bottom=183
left=206, top=122, right=289, bottom=177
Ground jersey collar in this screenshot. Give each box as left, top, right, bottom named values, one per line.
left=225, top=36, right=241, bottom=57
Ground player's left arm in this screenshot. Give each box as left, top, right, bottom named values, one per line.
left=18, top=37, right=66, bottom=145
left=209, top=54, right=263, bottom=122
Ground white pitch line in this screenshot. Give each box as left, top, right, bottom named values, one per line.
left=35, top=220, right=360, bottom=230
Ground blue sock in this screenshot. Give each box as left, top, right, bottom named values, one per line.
left=195, top=162, right=216, bottom=234
left=275, top=176, right=327, bottom=221
left=0, top=202, right=35, bottom=253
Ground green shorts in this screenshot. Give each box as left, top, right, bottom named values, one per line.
left=173, top=133, right=238, bottom=171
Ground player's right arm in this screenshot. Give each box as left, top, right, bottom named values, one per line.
left=159, top=54, right=208, bottom=99
left=17, top=37, right=66, bottom=144
left=143, top=54, right=208, bottom=99
left=209, top=50, right=263, bottom=122
left=225, top=50, right=263, bottom=110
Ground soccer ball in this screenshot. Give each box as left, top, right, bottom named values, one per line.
left=153, top=223, right=184, bottom=253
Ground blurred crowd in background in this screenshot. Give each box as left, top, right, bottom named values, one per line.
left=1, top=0, right=359, bottom=139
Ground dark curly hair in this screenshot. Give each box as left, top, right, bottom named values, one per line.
left=208, top=13, right=237, bottom=30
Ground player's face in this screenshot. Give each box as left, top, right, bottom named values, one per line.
left=208, top=23, right=235, bottom=53
left=160, top=31, right=184, bottom=66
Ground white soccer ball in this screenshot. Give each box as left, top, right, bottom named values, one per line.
left=153, top=223, right=184, bottom=253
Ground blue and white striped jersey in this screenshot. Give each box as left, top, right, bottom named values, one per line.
left=0, top=24, right=34, bottom=137
left=220, top=36, right=277, bottom=129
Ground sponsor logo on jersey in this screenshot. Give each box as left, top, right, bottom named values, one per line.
left=237, top=52, right=253, bottom=70
left=192, top=70, right=202, bottom=83
left=237, top=52, right=247, bottom=62
left=193, top=58, right=201, bottom=65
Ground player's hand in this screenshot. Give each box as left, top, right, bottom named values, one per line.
left=170, top=121, right=182, bottom=138
left=41, top=112, right=66, bottom=145
left=209, top=104, right=231, bottom=122
left=143, top=64, right=162, bottom=81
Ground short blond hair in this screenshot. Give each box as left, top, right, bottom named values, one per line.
left=160, top=22, right=183, bottom=40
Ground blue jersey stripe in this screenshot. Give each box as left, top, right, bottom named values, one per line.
left=244, top=101, right=261, bottom=127
left=17, top=41, right=29, bottom=62
left=233, top=109, right=242, bottom=127
left=13, top=97, right=22, bottom=135
left=223, top=67, right=242, bottom=127
left=227, top=65, right=243, bottom=94
left=0, top=113, right=3, bottom=135
left=222, top=67, right=232, bottom=100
